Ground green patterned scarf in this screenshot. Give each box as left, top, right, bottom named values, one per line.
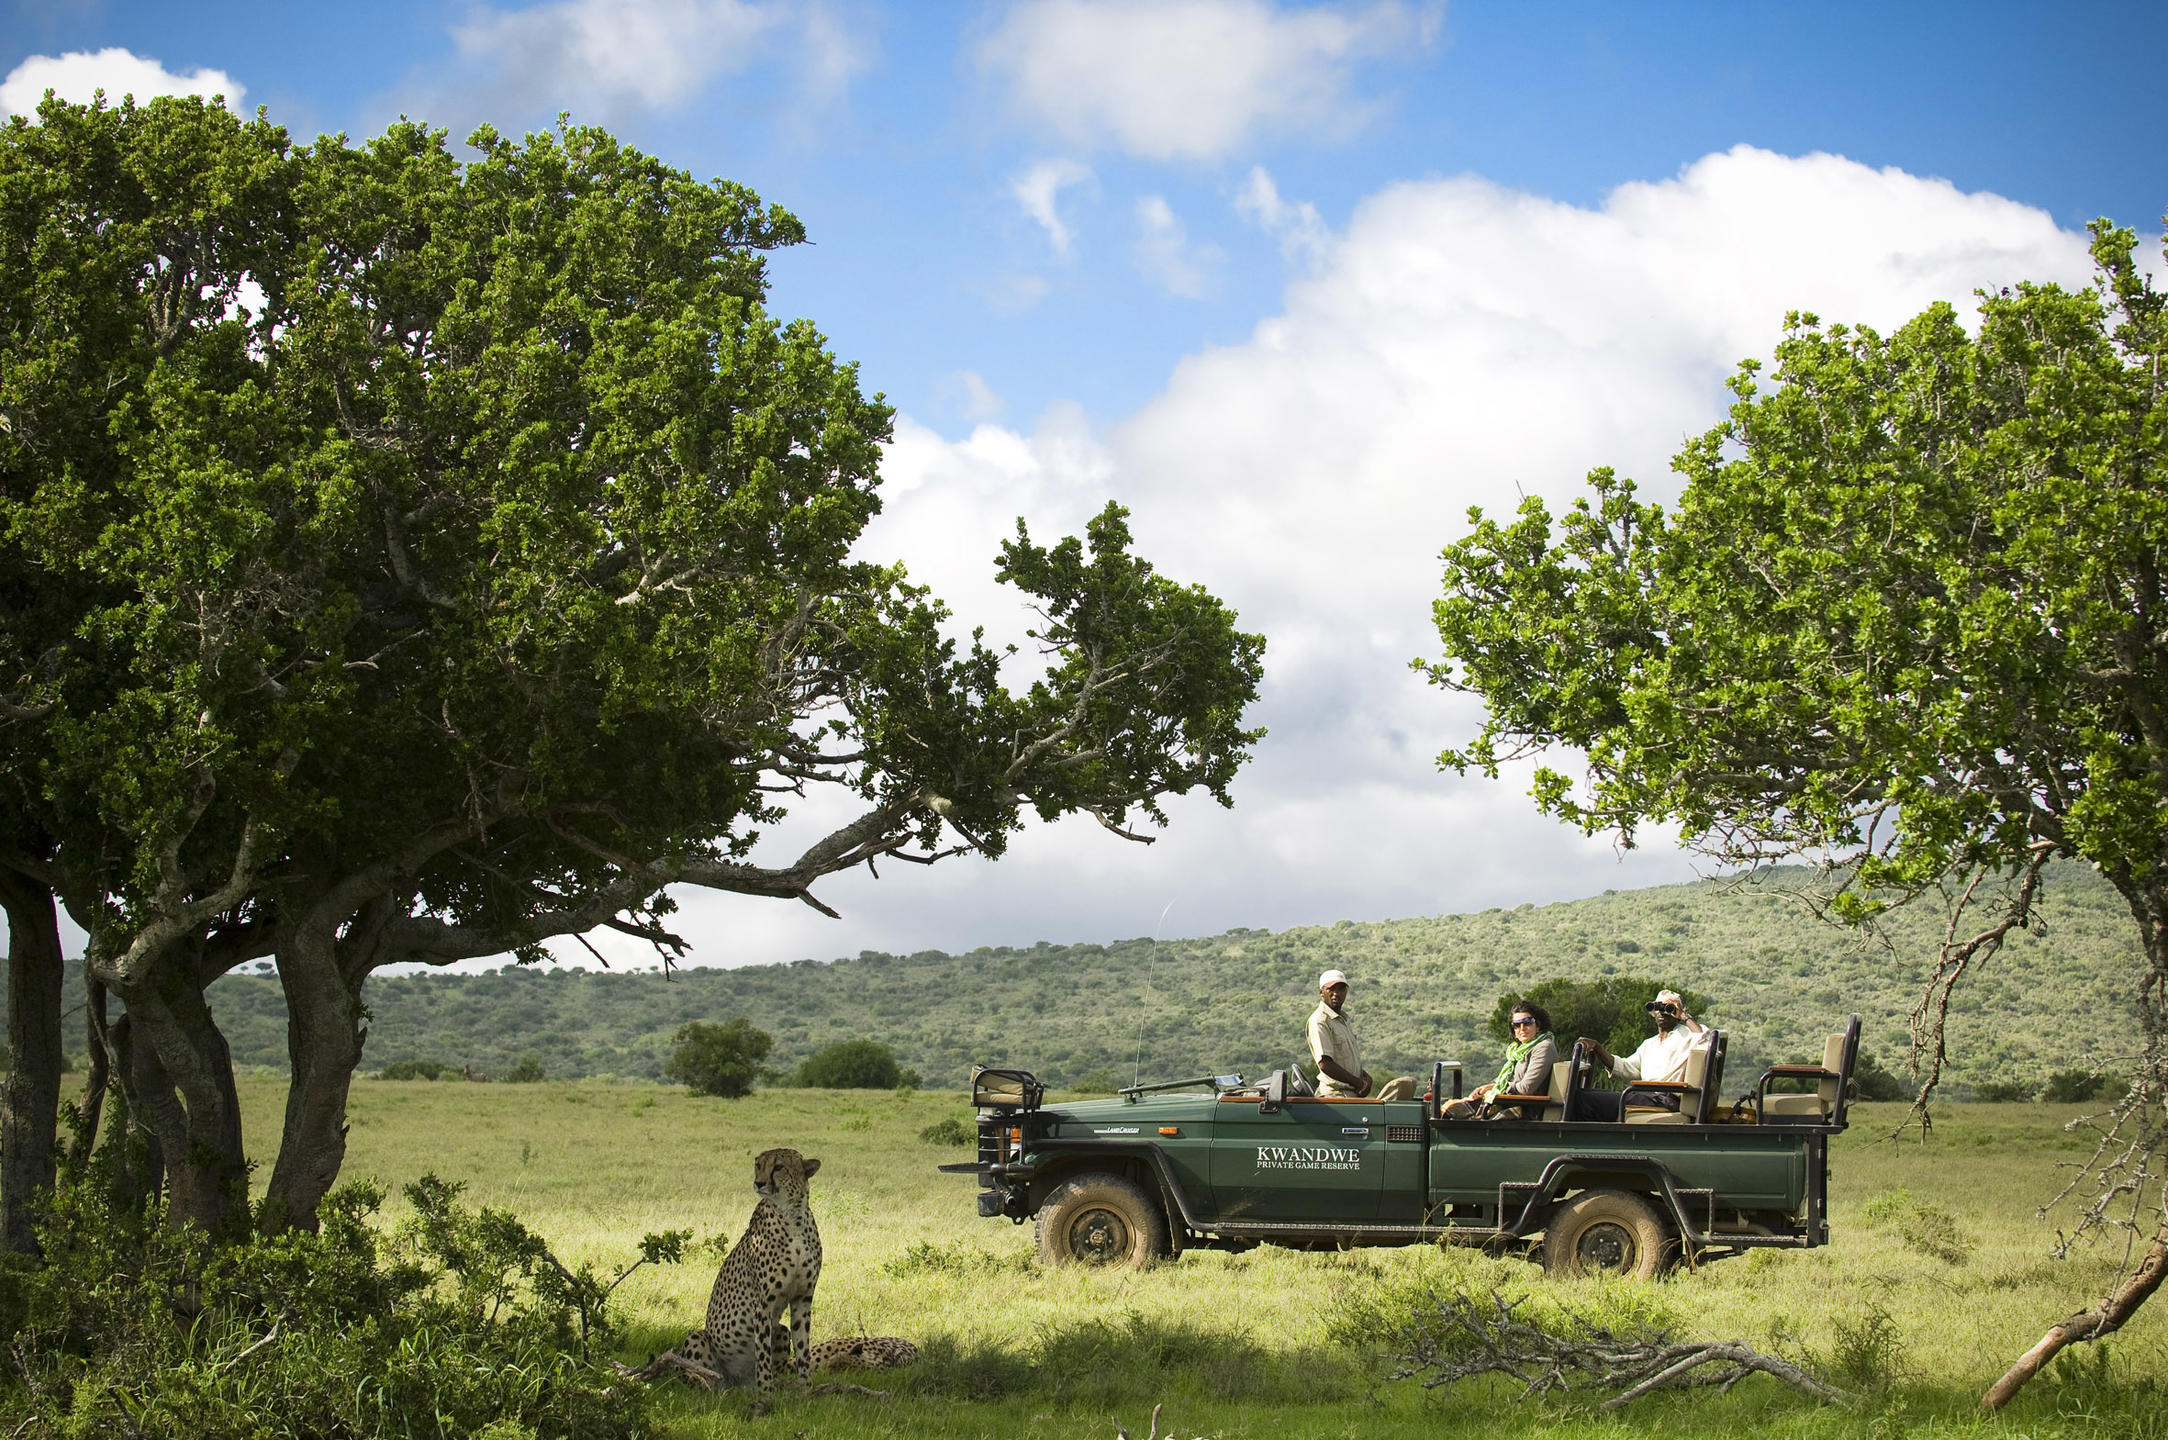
left=1491, top=1031, right=1554, bottom=1095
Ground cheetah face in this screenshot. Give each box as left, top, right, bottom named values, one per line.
left=752, top=1147, right=821, bottom=1200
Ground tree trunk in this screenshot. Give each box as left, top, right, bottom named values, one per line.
left=0, top=870, right=65, bottom=1254
left=1983, top=1225, right=2168, bottom=1410
left=107, top=966, right=248, bottom=1235
left=1987, top=870, right=2168, bottom=1409
left=261, top=900, right=383, bottom=1232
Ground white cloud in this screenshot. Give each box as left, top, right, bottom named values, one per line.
left=1133, top=194, right=1217, bottom=296
left=1011, top=158, right=1094, bottom=256
left=704, top=146, right=2091, bottom=965
left=0, top=47, right=245, bottom=116
left=935, top=370, right=1006, bottom=423
left=982, top=272, right=1053, bottom=314
left=977, top=0, right=1435, bottom=161
left=1235, top=164, right=1328, bottom=263
left=442, top=0, right=861, bottom=121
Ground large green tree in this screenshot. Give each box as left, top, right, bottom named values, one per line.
left=1, top=97, right=1265, bottom=1239
left=1423, top=222, right=2165, bottom=1407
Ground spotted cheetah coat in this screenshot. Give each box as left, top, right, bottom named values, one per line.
left=676, top=1148, right=823, bottom=1389
left=766, top=1330, right=921, bottom=1373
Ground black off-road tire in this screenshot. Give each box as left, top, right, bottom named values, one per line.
left=1035, top=1173, right=1168, bottom=1270
left=1541, top=1189, right=1673, bottom=1280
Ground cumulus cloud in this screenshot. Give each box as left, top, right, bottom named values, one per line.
left=1010, top=157, right=1094, bottom=256
left=0, top=47, right=245, bottom=116
left=437, top=0, right=863, bottom=122
left=977, top=0, right=1435, bottom=161
left=1133, top=194, right=1217, bottom=296
left=1235, top=164, right=1329, bottom=264
left=668, top=146, right=2093, bottom=967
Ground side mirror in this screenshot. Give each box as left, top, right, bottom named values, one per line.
left=1261, top=1070, right=1287, bottom=1114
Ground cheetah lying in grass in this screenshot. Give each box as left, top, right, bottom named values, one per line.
left=635, top=1148, right=917, bottom=1391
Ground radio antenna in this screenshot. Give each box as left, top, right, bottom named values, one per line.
left=1131, top=898, right=1177, bottom=1086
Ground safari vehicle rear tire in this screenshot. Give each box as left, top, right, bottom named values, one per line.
left=1541, top=1188, right=1672, bottom=1280
left=1035, top=1173, right=1168, bottom=1270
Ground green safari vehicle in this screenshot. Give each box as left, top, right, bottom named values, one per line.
left=943, top=1018, right=1859, bottom=1278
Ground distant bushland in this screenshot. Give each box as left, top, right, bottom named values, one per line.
left=94, top=861, right=2140, bottom=1100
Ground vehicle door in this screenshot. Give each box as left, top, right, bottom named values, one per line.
left=1209, top=1095, right=1388, bottom=1221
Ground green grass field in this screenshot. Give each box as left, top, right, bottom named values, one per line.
left=240, top=1075, right=2166, bottom=1439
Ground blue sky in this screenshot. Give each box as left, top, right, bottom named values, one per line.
left=6, top=3, right=2164, bottom=969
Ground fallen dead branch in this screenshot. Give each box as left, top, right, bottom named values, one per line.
left=1388, top=1289, right=1855, bottom=1411
left=618, top=1351, right=724, bottom=1391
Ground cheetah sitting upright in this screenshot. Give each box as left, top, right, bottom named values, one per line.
left=673, top=1148, right=824, bottom=1389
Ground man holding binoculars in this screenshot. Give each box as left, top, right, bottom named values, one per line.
left=1574, top=989, right=1710, bottom=1122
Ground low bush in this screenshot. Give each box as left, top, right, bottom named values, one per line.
left=798, top=1039, right=919, bottom=1090
left=503, top=1054, right=547, bottom=1083
left=0, top=1175, right=652, bottom=1439
left=1974, top=1078, right=2034, bottom=1102
left=884, top=1239, right=1033, bottom=1278
left=2042, top=1069, right=2109, bottom=1103
left=1825, top=1300, right=1909, bottom=1391
left=918, top=1116, right=974, bottom=1146
left=376, top=1058, right=458, bottom=1081
left=1851, top=1050, right=1912, bottom=1101
left=1861, top=1187, right=1976, bottom=1264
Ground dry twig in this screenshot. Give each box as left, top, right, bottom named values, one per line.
left=1388, top=1289, right=1855, bottom=1411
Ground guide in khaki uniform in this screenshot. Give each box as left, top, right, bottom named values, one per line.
left=1307, top=970, right=1417, bottom=1100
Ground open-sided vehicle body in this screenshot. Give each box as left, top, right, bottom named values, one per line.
left=944, top=1018, right=1860, bottom=1278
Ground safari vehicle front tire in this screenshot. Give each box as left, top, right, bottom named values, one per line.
left=1035, top=1173, right=1168, bottom=1270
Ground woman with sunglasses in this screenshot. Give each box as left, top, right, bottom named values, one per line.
left=1444, top=1002, right=1556, bottom=1119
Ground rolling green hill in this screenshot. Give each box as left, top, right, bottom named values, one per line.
left=147, top=861, right=2138, bottom=1098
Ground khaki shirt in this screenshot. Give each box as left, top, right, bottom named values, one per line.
left=1308, top=1001, right=1364, bottom=1097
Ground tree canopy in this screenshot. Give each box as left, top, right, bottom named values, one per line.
left=796, top=1038, right=913, bottom=1090
left=0, top=96, right=1264, bottom=1237
left=663, top=1019, right=771, bottom=1099
left=1424, top=220, right=2166, bottom=1405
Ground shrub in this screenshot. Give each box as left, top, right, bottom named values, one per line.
left=0, top=1175, right=650, bottom=1438
left=1850, top=1050, right=1911, bottom=1101
left=883, top=1239, right=1032, bottom=1277
left=502, top=1054, right=547, bottom=1084
left=1861, top=1187, right=1975, bottom=1264
left=798, top=1038, right=913, bottom=1089
left=2042, top=1068, right=2109, bottom=1103
left=1974, top=1078, right=2034, bottom=1102
left=664, top=1018, right=772, bottom=1098
left=1825, top=1301, right=1909, bottom=1391
left=378, top=1058, right=456, bottom=1081
left=919, top=1116, right=975, bottom=1146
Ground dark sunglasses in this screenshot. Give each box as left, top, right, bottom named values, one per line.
left=1510, top=1016, right=1538, bottom=1027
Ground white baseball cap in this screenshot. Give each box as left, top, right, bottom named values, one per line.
left=1318, top=969, right=1349, bottom=989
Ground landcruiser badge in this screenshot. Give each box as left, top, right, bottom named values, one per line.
left=1341, top=1126, right=1369, bottom=1136
left=1093, top=1127, right=1140, bottom=1134
left=1255, top=1145, right=1362, bottom=1171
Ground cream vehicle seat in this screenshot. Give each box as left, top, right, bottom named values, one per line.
left=1623, top=1030, right=1724, bottom=1124
left=1757, top=1015, right=1862, bottom=1125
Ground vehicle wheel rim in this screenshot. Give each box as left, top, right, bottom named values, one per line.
left=1066, top=1206, right=1132, bottom=1264
left=1575, top=1220, right=1637, bottom=1275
